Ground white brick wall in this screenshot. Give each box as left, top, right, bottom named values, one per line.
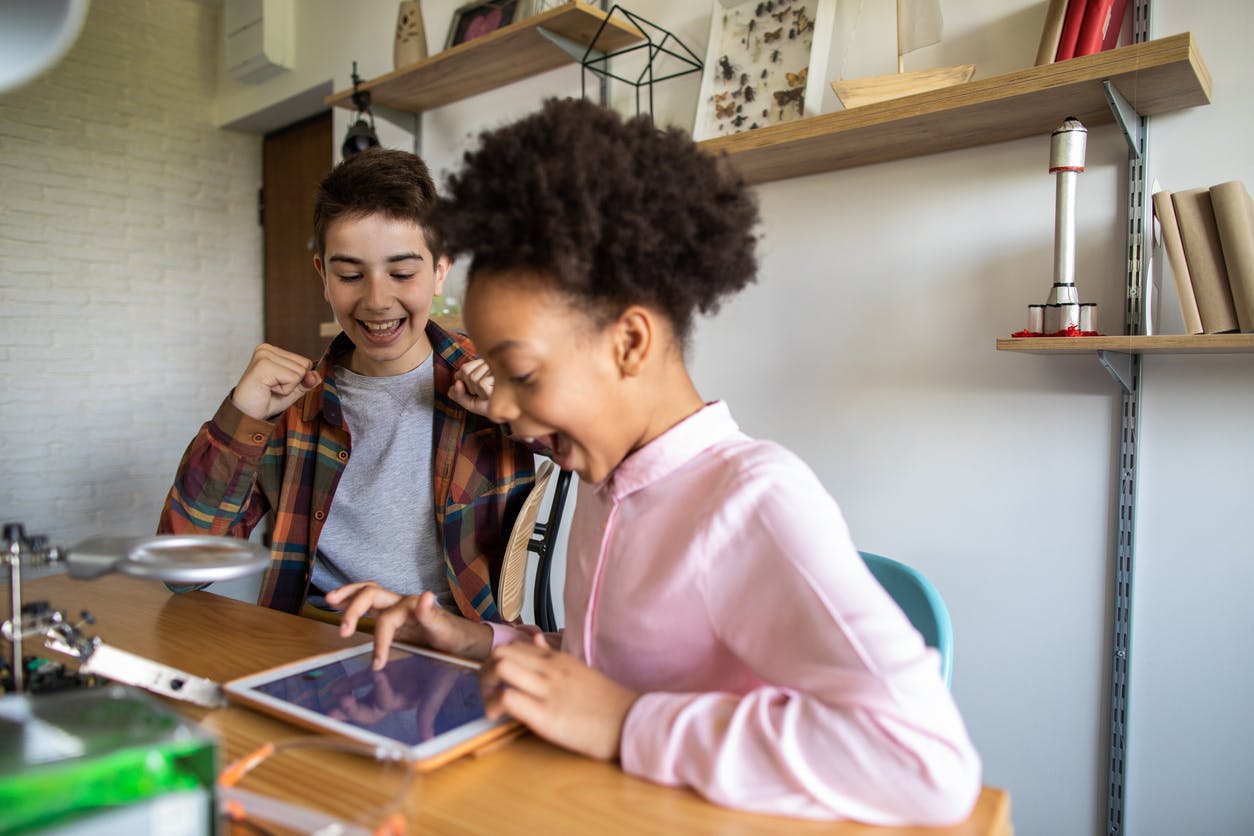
left=0, top=0, right=262, bottom=545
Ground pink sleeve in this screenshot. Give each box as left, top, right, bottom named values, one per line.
left=618, top=462, right=981, bottom=825
left=487, top=622, right=562, bottom=651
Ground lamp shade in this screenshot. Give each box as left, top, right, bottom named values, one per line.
left=342, top=117, right=380, bottom=158
left=0, top=0, right=92, bottom=94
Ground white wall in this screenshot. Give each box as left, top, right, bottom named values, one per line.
left=1124, top=4, right=1254, bottom=835
left=1, top=1, right=1249, bottom=834
left=0, top=0, right=262, bottom=545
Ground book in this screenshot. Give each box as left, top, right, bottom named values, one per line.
left=1152, top=191, right=1204, bottom=335
left=1101, top=0, right=1129, bottom=52
left=1074, top=0, right=1115, bottom=57
left=1210, top=180, right=1254, bottom=332
left=1055, top=0, right=1089, bottom=61
left=1172, top=188, right=1240, bottom=333
left=1035, top=0, right=1070, bottom=66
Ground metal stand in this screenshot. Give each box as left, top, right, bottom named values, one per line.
left=1104, top=3, right=1152, bottom=833
left=3, top=522, right=263, bottom=707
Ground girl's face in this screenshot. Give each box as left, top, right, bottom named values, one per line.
left=463, top=272, right=641, bottom=485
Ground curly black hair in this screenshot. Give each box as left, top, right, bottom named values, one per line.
left=313, top=147, right=442, bottom=258
left=438, top=98, right=760, bottom=343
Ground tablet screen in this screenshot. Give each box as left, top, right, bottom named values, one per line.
left=225, top=644, right=516, bottom=767
left=250, top=647, right=485, bottom=746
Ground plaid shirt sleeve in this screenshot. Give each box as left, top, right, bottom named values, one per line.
left=431, top=323, right=536, bottom=623
left=157, top=395, right=273, bottom=538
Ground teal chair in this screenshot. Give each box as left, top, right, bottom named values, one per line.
left=859, top=551, right=954, bottom=688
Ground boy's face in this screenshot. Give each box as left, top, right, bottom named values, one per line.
left=314, top=213, right=448, bottom=377
left=464, top=273, right=638, bottom=485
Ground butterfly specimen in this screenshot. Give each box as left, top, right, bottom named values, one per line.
left=785, top=68, right=807, bottom=87
left=794, top=7, right=813, bottom=35
left=763, top=27, right=783, bottom=43
left=773, top=86, right=804, bottom=110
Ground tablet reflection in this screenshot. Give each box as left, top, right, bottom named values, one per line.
left=254, top=651, right=485, bottom=745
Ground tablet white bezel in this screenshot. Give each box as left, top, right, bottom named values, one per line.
left=223, top=642, right=515, bottom=767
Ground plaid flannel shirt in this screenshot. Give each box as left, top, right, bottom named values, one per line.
left=158, top=321, right=535, bottom=621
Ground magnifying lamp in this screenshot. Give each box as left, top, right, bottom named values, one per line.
left=0, top=0, right=92, bottom=95
left=4, top=524, right=268, bottom=702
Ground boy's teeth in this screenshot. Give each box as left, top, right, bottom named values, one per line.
left=364, top=320, right=401, bottom=331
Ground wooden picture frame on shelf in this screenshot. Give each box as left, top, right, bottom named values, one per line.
left=692, top=0, right=836, bottom=142
left=445, top=0, right=523, bottom=49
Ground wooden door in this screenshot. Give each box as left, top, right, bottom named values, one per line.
left=263, top=112, right=334, bottom=363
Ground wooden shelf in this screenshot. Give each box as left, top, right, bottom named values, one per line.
left=326, top=1, right=642, bottom=113
left=698, top=33, right=1212, bottom=184
left=995, top=334, right=1254, bottom=355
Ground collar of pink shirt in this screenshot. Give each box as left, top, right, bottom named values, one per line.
left=600, top=401, right=737, bottom=502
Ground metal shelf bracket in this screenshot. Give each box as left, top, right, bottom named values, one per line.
left=1098, top=349, right=1135, bottom=393
left=535, top=25, right=606, bottom=64
left=1103, top=80, right=1143, bottom=158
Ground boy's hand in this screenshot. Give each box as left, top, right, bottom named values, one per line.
left=449, top=358, right=494, bottom=416
left=326, top=582, right=494, bottom=668
left=232, top=343, right=320, bottom=421
left=480, top=633, right=638, bottom=762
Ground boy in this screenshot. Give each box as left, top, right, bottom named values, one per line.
left=158, top=148, right=534, bottom=622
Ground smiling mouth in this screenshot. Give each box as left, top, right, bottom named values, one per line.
left=358, top=318, right=405, bottom=339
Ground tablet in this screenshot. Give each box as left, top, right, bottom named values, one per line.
left=223, top=643, right=519, bottom=770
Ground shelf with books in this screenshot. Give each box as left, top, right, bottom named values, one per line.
left=325, top=1, right=643, bottom=114
left=1152, top=181, right=1254, bottom=336
left=995, top=334, right=1254, bottom=355
left=698, top=32, right=1210, bottom=185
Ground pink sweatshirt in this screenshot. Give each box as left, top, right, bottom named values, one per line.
left=498, top=402, right=981, bottom=824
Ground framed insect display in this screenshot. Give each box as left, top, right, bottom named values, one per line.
left=692, top=0, right=836, bottom=141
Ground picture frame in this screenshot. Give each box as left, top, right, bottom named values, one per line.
left=444, top=0, right=523, bottom=49
left=692, top=0, right=837, bottom=142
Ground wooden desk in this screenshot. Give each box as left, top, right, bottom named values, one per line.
left=19, top=573, right=1012, bottom=835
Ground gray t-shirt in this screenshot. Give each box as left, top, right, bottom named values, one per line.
left=309, top=354, right=452, bottom=609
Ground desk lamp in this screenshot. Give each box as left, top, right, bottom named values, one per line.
left=3, top=523, right=268, bottom=706
left=0, top=0, right=91, bottom=94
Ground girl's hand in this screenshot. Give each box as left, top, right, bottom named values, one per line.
left=325, top=583, right=494, bottom=668
left=480, top=633, right=639, bottom=761
left=449, top=358, right=494, bottom=416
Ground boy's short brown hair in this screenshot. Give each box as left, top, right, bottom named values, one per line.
left=313, top=147, right=442, bottom=258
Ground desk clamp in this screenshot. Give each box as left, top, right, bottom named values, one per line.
left=4, top=521, right=263, bottom=707
left=3, top=600, right=226, bottom=708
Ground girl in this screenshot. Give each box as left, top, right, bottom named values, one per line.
left=330, top=98, right=981, bottom=825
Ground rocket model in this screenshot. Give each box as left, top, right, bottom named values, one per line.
left=1032, top=116, right=1097, bottom=335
